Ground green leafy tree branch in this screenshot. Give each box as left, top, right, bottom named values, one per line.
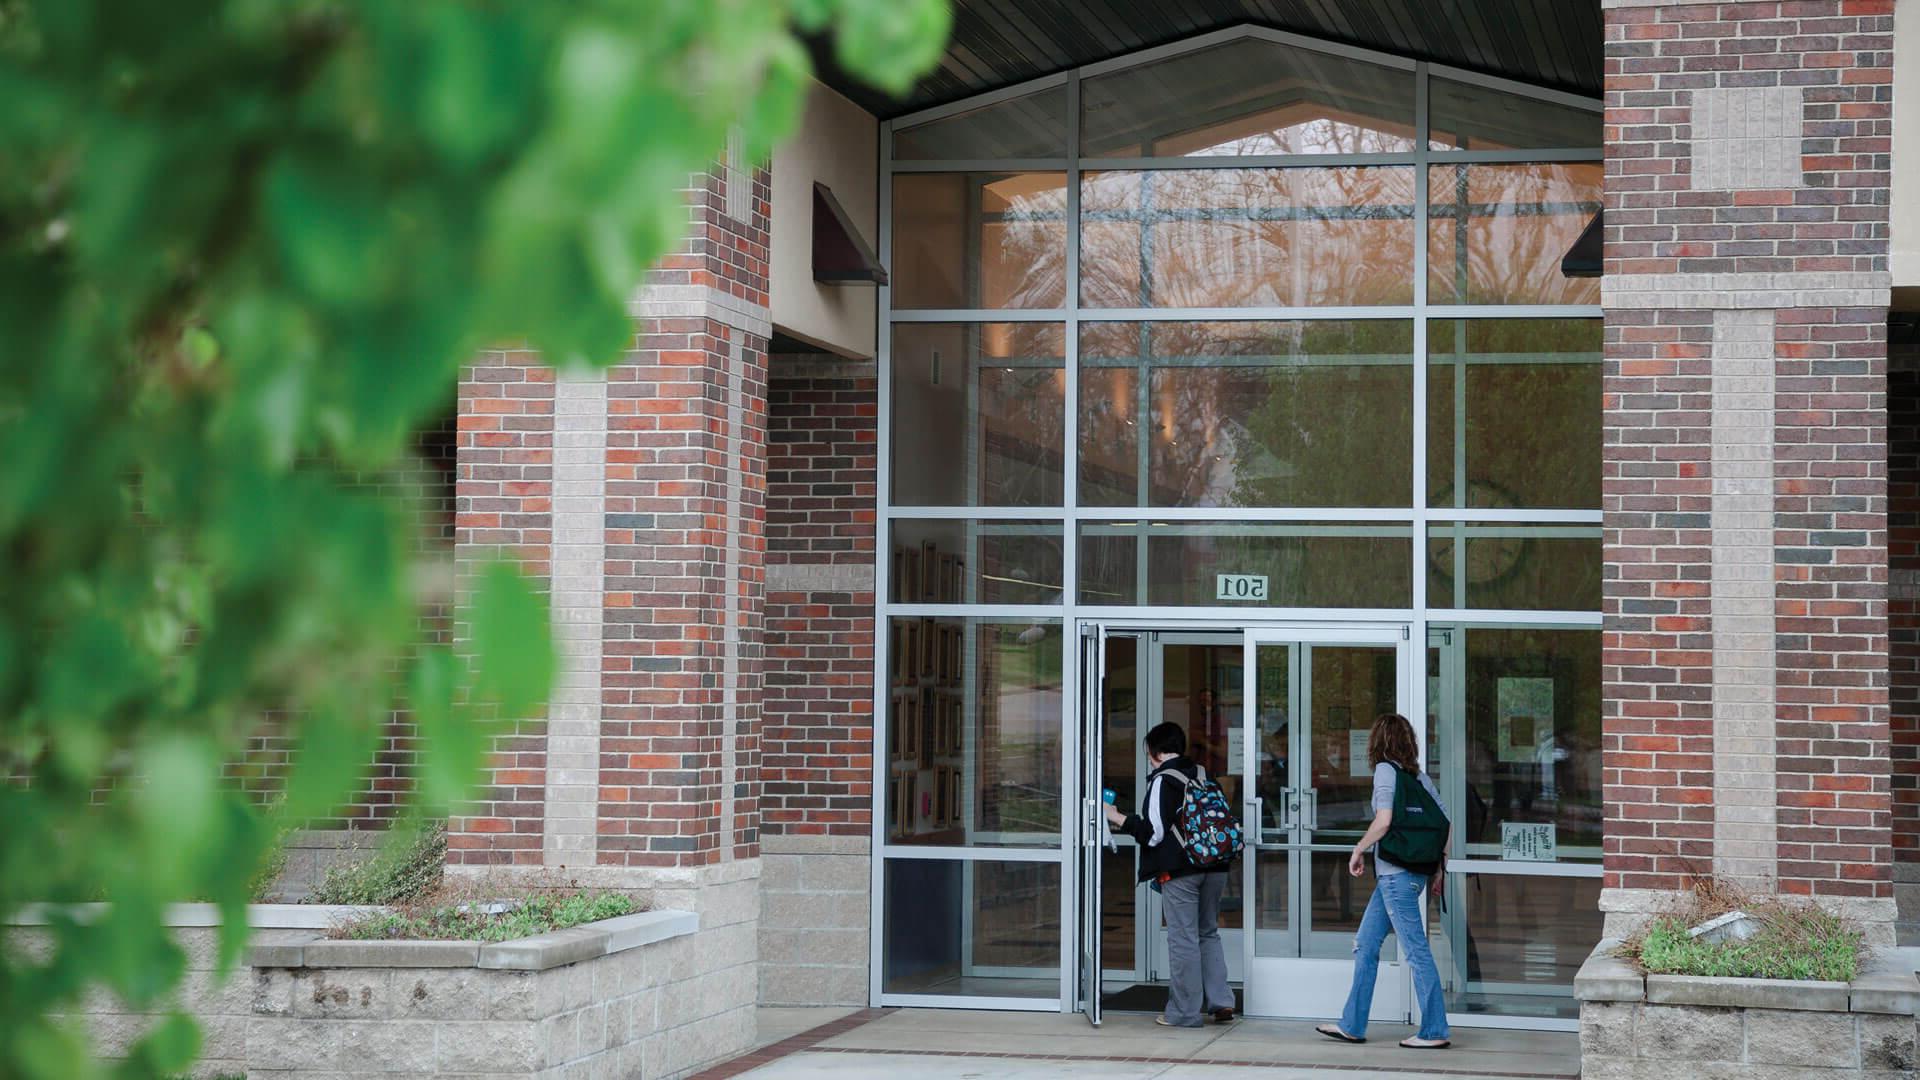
left=0, top=2, right=948, bottom=1076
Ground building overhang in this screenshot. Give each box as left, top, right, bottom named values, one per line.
left=810, top=2, right=1599, bottom=120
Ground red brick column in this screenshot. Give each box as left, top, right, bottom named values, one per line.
left=1600, top=0, right=1894, bottom=934
left=761, top=358, right=878, bottom=840
left=448, top=351, right=554, bottom=866
left=599, top=162, right=771, bottom=867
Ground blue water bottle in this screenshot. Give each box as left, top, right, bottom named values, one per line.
left=1102, top=788, right=1116, bottom=806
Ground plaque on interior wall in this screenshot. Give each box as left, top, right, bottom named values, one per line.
left=946, top=626, right=963, bottom=685
left=920, top=540, right=939, bottom=602
left=896, top=621, right=917, bottom=684
left=899, top=693, right=920, bottom=760
left=933, top=765, right=951, bottom=825
left=895, top=773, right=916, bottom=836
left=1496, top=677, right=1555, bottom=764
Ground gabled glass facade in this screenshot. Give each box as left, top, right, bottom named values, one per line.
left=874, top=26, right=1604, bottom=1028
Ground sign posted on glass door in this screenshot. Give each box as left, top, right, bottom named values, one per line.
left=1216, top=574, right=1269, bottom=601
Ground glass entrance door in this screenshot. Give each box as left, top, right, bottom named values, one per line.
left=1242, top=626, right=1414, bottom=1020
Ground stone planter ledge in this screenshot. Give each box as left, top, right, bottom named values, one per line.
left=1575, top=938, right=1920, bottom=1016
left=247, top=908, right=699, bottom=971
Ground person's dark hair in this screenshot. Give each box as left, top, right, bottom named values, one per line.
left=1367, top=713, right=1419, bottom=773
left=1144, top=721, right=1187, bottom=758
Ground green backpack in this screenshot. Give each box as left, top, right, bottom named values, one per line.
left=1377, top=764, right=1450, bottom=875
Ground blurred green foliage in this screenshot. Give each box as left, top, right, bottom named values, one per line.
left=0, top=1, right=947, bottom=1076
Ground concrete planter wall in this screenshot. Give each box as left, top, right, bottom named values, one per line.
left=14, top=902, right=736, bottom=1080
left=1575, top=939, right=1920, bottom=1078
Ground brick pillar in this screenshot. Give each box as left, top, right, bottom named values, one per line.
left=1600, top=0, right=1894, bottom=938
left=448, top=352, right=555, bottom=866
left=598, top=159, right=771, bottom=868
left=758, top=352, right=878, bottom=1005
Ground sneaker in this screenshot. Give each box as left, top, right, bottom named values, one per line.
left=1211, top=1007, right=1236, bottom=1024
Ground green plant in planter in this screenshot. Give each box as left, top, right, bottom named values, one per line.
left=1634, top=903, right=1863, bottom=983
left=333, top=889, right=636, bottom=943
left=307, top=819, right=447, bottom=906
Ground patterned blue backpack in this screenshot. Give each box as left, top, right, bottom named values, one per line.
left=1163, top=767, right=1244, bottom=868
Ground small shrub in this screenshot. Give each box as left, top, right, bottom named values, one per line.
left=331, top=889, right=637, bottom=943
left=1625, top=879, right=1864, bottom=982
left=246, top=803, right=298, bottom=902
left=307, top=820, right=447, bottom=906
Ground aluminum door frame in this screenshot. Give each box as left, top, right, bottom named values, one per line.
left=1242, top=623, right=1416, bottom=1021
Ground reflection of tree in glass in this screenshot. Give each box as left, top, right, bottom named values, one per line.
left=1426, top=320, right=1602, bottom=511
left=1081, top=169, right=1414, bottom=310
left=1429, top=163, right=1601, bottom=306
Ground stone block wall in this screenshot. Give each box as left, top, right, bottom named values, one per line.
left=1600, top=0, right=1895, bottom=920
left=21, top=905, right=735, bottom=1080
left=1580, top=1000, right=1917, bottom=1078
left=758, top=834, right=870, bottom=1005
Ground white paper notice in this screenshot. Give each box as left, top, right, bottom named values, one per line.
left=1227, top=726, right=1244, bottom=771
left=1501, top=821, right=1557, bottom=862
left=1348, top=729, right=1371, bottom=778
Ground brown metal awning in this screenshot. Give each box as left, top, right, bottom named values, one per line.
left=1561, top=210, right=1601, bottom=278
left=813, top=182, right=887, bottom=286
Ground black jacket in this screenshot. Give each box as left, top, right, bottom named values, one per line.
left=1117, top=756, right=1230, bottom=882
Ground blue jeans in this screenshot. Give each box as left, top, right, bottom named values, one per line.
left=1337, top=871, right=1449, bottom=1041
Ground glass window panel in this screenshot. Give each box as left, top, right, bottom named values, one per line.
left=1457, top=627, right=1602, bottom=861
left=893, top=85, right=1069, bottom=160
left=1080, top=169, right=1415, bottom=308
left=1427, top=163, right=1602, bottom=306
left=1427, top=319, right=1602, bottom=510
left=1080, top=38, right=1416, bottom=157
left=882, top=858, right=1062, bottom=998
left=1428, top=78, right=1601, bottom=151
left=1100, top=634, right=1140, bottom=812
left=1427, top=526, right=1602, bottom=612
left=1079, top=321, right=1414, bottom=508
left=892, top=173, right=1067, bottom=309
left=1078, top=523, right=1412, bottom=608
left=1428, top=873, right=1602, bottom=1020
left=885, top=618, right=1062, bottom=847
left=889, top=520, right=1064, bottom=605
left=891, top=323, right=1065, bottom=507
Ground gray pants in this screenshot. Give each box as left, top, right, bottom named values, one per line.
left=1161, top=871, right=1233, bottom=1027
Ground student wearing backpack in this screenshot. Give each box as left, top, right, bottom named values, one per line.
left=1103, top=721, right=1242, bottom=1028
left=1315, top=712, right=1452, bottom=1050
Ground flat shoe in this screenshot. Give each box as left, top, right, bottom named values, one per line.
left=1316, top=1024, right=1364, bottom=1044
left=1211, top=1007, right=1236, bottom=1023
left=1400, top=1037, right=1451, bottom=1049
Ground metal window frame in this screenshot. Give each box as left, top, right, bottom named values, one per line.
left=870, top=23, right=1604, bottom=1022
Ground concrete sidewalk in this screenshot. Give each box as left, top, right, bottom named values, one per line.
left=701, top=1006, right=1581, bottom=1079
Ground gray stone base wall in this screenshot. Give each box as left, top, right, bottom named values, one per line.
left=1897, top=864, right=1920, bottom=948
left=22, top=887, right=744, bottom=1080
left=447, top=857, right=761, bottom=1075
left=758, top=834, right=868, bottom=1006
left=43, top=925, right=319, bottom=1078
left=1581, top=1001, right=1917, bottom=1078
